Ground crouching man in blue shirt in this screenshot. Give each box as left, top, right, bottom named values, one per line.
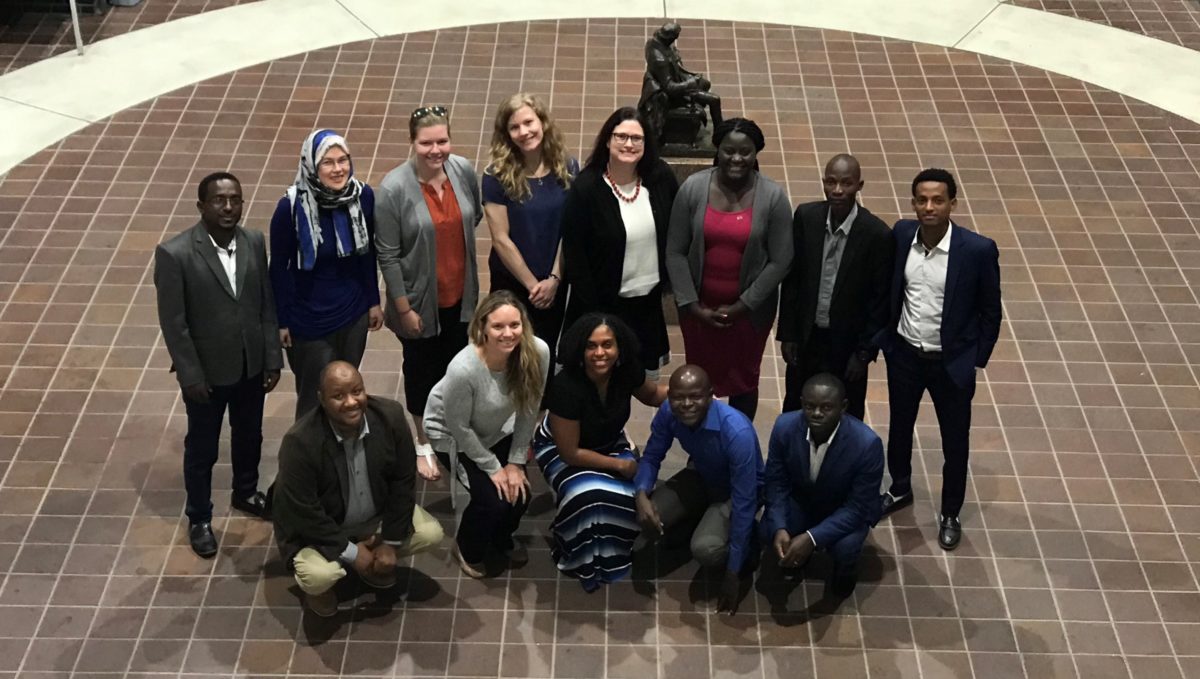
left=634, top=365, right=763, bottom=615
left=764, top=373, right=884, bottom=598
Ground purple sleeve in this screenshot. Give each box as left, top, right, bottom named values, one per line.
left=268, top=196, right=297, bottom=330
left=359, top=185, right=381, bottom=306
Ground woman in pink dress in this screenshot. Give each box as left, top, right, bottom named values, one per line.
left=666, top=118, right=793, bottom=420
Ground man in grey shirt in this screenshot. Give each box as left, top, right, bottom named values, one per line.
left=272, top=361, right=443, bottom=617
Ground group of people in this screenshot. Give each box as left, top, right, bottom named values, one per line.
left=153, top=92, right=1002, bottom=619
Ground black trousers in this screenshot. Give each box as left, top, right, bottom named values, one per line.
left=451, top=435, right=530, bottom=564
left=884, top=337, right=975, bottom=518
left=399, top=304, right=468, bottom=417
left=182, top=371, right=264, bottom=524
left=285, top=311, right=369, bottom=420
left=782, top=327, right=868, bottom=419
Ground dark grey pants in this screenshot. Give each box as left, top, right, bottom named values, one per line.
left=652, top=468, right=732, bottom=569
left=285, top=312, right=370, bottom=419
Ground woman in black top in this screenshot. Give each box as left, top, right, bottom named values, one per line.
left=533, top=314, right=666, bottom=591
left=560, top=107, right=679, bottom=373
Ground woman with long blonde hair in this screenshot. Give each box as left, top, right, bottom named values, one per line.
left=422, top=291, right=550, bottom=577
left=483, top=93, right=578, bottom=366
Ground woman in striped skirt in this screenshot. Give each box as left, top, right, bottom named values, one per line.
left=534, top=314, right=667, bottom=591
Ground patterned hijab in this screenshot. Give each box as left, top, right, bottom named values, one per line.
left=285, top=129, right=370, bottom=271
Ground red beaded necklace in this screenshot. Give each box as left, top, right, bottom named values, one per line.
left=605, top=170, right=641, bottom=203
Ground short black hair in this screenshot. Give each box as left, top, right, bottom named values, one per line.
left=584, top=106, right=662, bottom=179
left=911, top=168, right=956, bottom=200
left=802, top=372, right=847, bottom=402
left=557, top=312, right=643, bottom=383
left=197, top=171, right=241, bottom=202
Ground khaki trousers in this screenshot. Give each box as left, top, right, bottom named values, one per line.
left=293, top=505, right=443, bottom=595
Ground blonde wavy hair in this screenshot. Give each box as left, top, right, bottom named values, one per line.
left=469, top=291, right=545, bottom=414
left=487, top=93, right=573, bottom=202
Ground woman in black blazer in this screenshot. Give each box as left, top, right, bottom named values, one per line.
left=560, top=106, right=679, bottom=372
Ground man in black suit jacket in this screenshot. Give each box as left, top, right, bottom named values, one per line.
left=778, top=154, right=892, bottom=418
left=154, top=172, right=283, bottom=558
left=876, top=168, right=1002, bottom=551
left=273, top=361, right=444, bottom=617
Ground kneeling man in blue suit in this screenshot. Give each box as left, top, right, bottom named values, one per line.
left=763, top=373, right=883, bottom=598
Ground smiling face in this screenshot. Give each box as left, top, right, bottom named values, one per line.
left=715, top=130, right=757, bottom=183
left=912, top=180, right=955, bottom=229
left=413, top=124, right=452, bottom=175
left=316, top=144, right=351, bottom=191
left=197, top=177, right=243, bottom=232
left=607, top=119, right=646, bottom=170
left=319, top=363, right=368, bottom=436
left=507, top=105, right=544, bottom=156
left=583, top=324, right=619, bottom=380
left=668, top=375, right=713, bottom=429
left=483, top=303, right=523, bottom=358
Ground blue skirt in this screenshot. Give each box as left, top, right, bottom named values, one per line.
left=533, top=419, right=640, bottom=591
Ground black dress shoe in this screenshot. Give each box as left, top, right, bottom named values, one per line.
left=938, top=514, right=962, bottom=551
left=880, top=491, right=913, bottom=517
left=828, top=569, right=858, bottom=598
left=232, top=491, right=270, bottom=520
left=189, top=522, right=218, bottom=558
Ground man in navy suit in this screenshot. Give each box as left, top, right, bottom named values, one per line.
left=763, top=373, right=883, bottom=598
left=876, top=168, right=1002, bottom=551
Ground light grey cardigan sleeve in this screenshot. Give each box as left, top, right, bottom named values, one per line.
left=374, top=168, right=410, bottom=302
left=666, top=172, right=704, bottom=308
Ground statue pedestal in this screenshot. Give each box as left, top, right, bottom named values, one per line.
left=660, top=156, right=712, bottom=326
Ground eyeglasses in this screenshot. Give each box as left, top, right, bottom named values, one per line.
left=318, top=156, right=352, bottom=171
left=206, top=196, right=243, bottom=208
left=611, top=132, right=645, bottom=147
left=411, top=105, right=448, bottom=119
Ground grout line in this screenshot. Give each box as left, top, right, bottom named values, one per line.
left=334, top=0, right=382, bottom=39
left=0, top=95, right=95, bottom=123
left=952, top=1, right=1005, bottom=50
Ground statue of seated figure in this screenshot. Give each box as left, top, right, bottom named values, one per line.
left=638, top=22, right=723, bottom=153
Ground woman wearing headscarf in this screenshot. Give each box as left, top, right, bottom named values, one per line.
left=270, top=129, right=382, bottom=420
left=375, top=106, right=483, bottom=482
left=666, top=117, right=792, bottom=421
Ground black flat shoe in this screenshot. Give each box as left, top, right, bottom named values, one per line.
left=880, top=491, right=913, bottom=517
left=232, top=491, right=270, bottom=520
left=189, top=522, right=218, bottom=558
left=938, top=514, right=962, bottom=551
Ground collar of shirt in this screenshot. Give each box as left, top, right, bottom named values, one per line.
left=806, top=419, right=841, bottom=453
left=332, top=416, right=370, bottom=444
left=208, top=233, right=236, bottom=254
left=826, top=203, right=858, bottom=236
left=695, top=402, right=724, bottom=433
left=910, top=221, right=953, bottom=254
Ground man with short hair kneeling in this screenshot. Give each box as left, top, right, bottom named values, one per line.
left=764, top=373, right=883, bottom=598
left=273, top=360, right=444, bottom=616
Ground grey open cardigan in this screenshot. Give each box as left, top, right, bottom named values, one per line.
left=665, top=167, right=794, bottom=330
left=374, top=154, right=482, bottom=338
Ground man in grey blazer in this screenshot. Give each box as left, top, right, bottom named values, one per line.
left=154, top=172, right=283, bottom=557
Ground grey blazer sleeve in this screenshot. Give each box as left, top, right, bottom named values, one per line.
left=739, top=184, right=793, bottom=311
left=666, top=176, right=701, bottom=307
left=153, top=244, right=205, bottom=387
left=374, top=179, right=409, bottom=302
left=253, top=231, right=283, bottom=372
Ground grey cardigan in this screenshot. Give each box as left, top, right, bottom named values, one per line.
left=666, top=168, right=794, bottom=329
left=375, top=154, right=482, bottom=338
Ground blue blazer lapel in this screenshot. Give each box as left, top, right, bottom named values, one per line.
left=192, top=224, right=237, bottom=300
left=941, top=224, right=965, bottom=342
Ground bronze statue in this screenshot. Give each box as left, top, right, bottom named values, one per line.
left=638, top=22, right=723, bottom=156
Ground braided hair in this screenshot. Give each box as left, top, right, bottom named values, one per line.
left=711, top=117, right=766, bottom=170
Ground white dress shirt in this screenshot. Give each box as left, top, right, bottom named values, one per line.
left=897, top=224, right=952, bottom=351
left=209, top=234, right=237, bottom=295
left=815, top=204, right=858, bottom=328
